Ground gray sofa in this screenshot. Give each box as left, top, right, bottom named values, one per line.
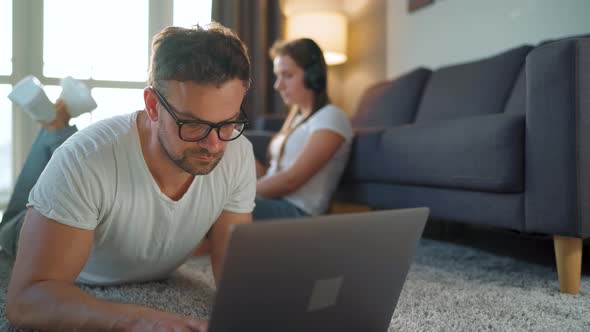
left=247, top=36, right=590, bottom=293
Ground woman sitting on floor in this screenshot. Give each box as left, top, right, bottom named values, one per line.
left=253, top=38, right=353, bottom=221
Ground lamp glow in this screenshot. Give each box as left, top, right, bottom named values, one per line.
left=287, top=12, right=348, bottom=66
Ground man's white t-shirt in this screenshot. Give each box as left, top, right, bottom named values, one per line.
left=27, top=112, right=256, bottom=285
left=264, top=104, right=353, bottom=216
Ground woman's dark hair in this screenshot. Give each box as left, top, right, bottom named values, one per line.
left=148, top=22, right=251, bottom=96
left=269, top=38, right=330, bottom=113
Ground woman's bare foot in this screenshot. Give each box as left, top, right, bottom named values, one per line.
left=42, top=99, right=71, bottom=131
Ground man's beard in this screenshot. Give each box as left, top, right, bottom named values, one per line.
left=158, top=128, right=224, bottom=175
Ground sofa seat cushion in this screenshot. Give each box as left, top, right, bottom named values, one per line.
left=345, top=113, right=525, bottom=193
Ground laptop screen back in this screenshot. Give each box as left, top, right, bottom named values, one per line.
left=208, top=207, right=429, bottom=332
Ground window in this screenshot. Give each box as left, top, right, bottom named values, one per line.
left=1, top=0, right=12, bottom=205
left=43, top=86, right=143, bottom=129
left=0, top=0, right=11, bottom=75
left=43, top=0, right=148, bottom=81
left=43, top=0, right=148, bottom=130
left=0, top=85, right=12, bottom=198
left=3, top=0, right=211, bottom=208
left=174, top=0, right=212, bottom=28
left=90, top=88, right=146, bottom=123
left=44, top=85, right=93, bottom=129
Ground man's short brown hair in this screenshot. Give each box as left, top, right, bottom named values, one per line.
left=148, top=23, right=251, bottom=94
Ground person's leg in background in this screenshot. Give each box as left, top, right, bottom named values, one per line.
left=0, top=100, right=76, bottom=258
left=252, top=196, right=308, bottom=221
left=192, top=195, right=309, bottom=256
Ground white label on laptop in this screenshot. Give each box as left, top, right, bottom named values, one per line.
left=306, top=276, right=343, bottom=312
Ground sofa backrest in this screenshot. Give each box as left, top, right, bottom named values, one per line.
left=254, top=113, right=286, bottom=131
left=352, top=68, right=431, bottom=128
left=538, top=33, right=590, bottom=46
left=413, top=45, right=533, bottom=123
left=504, top=34, right=590, bottom=117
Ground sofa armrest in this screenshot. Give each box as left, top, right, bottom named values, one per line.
left=244, top=130, right=275, bottom=165
left=525, top=37, right=590, bottom=237
left=255, top=114, right=286, bottom=131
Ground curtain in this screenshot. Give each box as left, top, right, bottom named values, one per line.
left=212, top=0, right=286, bottom=127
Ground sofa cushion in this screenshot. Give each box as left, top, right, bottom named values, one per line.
left=335, top=183, right=524, bottom=231
left=414, top=45, right=532, bottom=123
left=352, top=68, right=431, bottom=128
left=344, top=113, right=525, bottom=193
left=255, top=114, right=286, bottom=131
left=244, top=130, right=274, bottom=164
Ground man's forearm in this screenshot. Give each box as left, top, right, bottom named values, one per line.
left=208, top=211, right=253, bottom=287
left=8, top=280, right=175, bottom=331
left=210, top=238, right=225, bottom=286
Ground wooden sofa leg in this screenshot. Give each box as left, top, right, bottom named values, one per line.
left=553, top=235, right=583, bottom=294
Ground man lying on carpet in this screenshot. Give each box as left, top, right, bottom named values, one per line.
left=0, top=23, right=255, bottom=331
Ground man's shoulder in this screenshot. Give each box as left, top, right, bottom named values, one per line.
left=225, top=134, right=253, bottom=156
left=59, top=113, right=136, bottom=160
left=214, top=135, right=254, bottom=176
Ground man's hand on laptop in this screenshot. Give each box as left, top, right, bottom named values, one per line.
left=113, top=316, right=208, bottom=332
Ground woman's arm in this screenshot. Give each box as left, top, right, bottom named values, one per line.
left=255, top=159, right=269, bottom=178
left=256, top=129, right=345, bottom=198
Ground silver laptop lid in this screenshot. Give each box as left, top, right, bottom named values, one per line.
left=209, top=207, right=429, bottom=332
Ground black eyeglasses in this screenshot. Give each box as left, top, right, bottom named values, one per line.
left=151, top=87, right=248, bottom=142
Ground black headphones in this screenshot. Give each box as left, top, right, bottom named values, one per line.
left=301, top=39, right=327, bottom=93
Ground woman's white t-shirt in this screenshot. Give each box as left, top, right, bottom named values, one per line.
left=27, top=112, right=256, bottom=285
left=264, top=104, right=353, bottom=215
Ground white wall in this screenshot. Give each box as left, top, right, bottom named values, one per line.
left=387, top=0, right=590, bottom=78
left=332, top=0, right=386, bottom=115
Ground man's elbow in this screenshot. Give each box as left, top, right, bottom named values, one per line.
left=6, top=282, right=38, bottom=329
left=6, top=295, right=27, bottom=328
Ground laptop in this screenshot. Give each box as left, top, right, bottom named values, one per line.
left=208, top=207, right=429, bottom=332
